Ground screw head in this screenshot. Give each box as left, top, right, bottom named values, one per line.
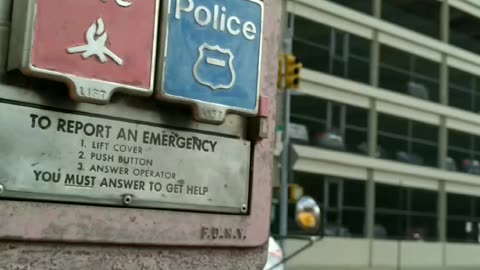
left=122, top=194, right=132, bottom=205
left=241, top=204, right=248, bottom=213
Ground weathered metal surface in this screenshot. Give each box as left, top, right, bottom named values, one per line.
left=0, top=79, right=267, bottom=246
left=0, top=0, right=281, bottom=268
left=0, top=0, right=275, bottom=247
left=0, top=101, right=250, bottom=214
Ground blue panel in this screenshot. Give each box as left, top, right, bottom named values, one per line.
left=163, top=0, right=263, bottom=112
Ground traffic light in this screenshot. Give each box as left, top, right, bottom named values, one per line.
left=277, top=55, right=284, bottom=88
left=284, top=54, right=302, bottom=90
left=288, top=183, right=304, bottom=203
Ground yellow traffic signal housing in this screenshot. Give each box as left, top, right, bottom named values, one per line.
left=284, top=54, right=302, bottom=90
left=288, top=183, right=304, bottom=203
left=277, top=55, right=284, bottom=89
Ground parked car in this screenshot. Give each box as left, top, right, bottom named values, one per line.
left=315, top=130, right=345, bottom=151
left=462, top=159, right=480, bottom=174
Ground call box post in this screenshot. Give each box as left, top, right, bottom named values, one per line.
left=0, top=0, right=281, bottom=269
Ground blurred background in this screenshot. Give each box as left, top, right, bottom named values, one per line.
left=271, top=0, right=480, bottom=269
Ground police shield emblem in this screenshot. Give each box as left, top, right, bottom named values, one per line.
left=193, top=44, right=236, bottom=90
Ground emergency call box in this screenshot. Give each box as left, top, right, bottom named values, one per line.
left=1, top=0, right=271, bottom=248
left=157, top=0, right=263, bottom=123
left=8, top=0, right=159, bottom=104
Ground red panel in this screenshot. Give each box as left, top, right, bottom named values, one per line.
left=31, top=0, right=156, bottom=89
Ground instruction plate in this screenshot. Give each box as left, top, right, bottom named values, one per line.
left=0, top=101, right=250, bottom=214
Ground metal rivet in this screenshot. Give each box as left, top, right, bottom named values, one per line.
left=0, top=184, right=4, bottom=194
left=122, top=194, right=132, bottom=205
left=241, top=204, right=248, bottom=213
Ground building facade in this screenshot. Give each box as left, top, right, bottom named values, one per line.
left=275, top=0, right=480, bottom=269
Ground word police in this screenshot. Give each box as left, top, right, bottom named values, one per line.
left=175, top=0, right=258, bottom=41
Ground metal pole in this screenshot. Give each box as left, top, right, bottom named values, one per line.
left=279, top=89, right=291, bottom=250
left=439, top=2, right=449, bottom=266
left=279, top=4, right=295, bottom=257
